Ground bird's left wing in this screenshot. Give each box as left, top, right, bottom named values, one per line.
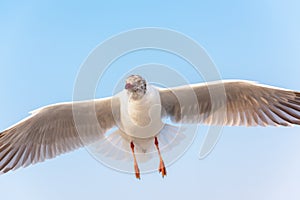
left=159, top=80, right=300, bottom=126
left=0, top=97, right=120, bottom=174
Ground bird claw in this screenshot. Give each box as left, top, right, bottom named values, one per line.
left=159, top=160, right=167, bottom=178
left=134, top=164, right=141, bottom=179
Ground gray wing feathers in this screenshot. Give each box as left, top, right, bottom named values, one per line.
left=159, top=80, right=300, bottom=126
left=0, top=98, right=119, bottom=174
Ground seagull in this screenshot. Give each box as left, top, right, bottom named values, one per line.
left=1, top=75, right=300, bottom=179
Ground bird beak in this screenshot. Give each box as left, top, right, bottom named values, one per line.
left=125, top=83, right=133, bottom=89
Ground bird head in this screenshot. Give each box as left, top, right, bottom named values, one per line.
left=125, top=75, right=147, bottom=100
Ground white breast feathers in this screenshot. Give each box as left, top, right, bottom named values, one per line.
left=118, top=85, right=164, bottom=139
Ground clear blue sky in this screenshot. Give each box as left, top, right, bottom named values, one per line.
left=1, top=1, right=300, bottom=199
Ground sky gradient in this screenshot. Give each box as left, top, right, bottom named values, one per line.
left=1, top=1, right=300, bottom=200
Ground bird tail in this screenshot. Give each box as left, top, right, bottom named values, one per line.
left=88, top=124, right=186, bottom=163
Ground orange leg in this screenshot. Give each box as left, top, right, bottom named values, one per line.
left=154, top=137, right=167, bottom=178
left=130, top=141, right=140, bottom=179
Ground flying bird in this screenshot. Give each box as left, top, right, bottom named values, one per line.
left=1, top=75, right=300, bottom=179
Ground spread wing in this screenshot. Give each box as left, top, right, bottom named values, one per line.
left=0, top=97, right=120, bottom=174
left=159, top=80, right=300, bottom=126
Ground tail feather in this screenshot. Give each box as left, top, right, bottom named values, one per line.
left=88, top=124, right=186, bottom=163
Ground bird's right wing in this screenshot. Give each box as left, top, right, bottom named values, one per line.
left=159, top=80, right=300, bottom=126
left=0, top=97, right=120, bottom=174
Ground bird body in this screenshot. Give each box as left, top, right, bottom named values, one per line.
left=118, top=85, right=164, bottom=139
left=1, top=75, right=300, bottom=178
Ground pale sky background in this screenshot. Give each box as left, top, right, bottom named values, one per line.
left=1, top=1, right=300, bottom=200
